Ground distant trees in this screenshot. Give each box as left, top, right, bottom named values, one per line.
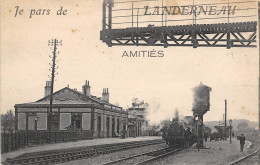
left=160, top=119, right=172, bottom=131
left=237, top=121, right=251, bottom=132
left=1, top=109, right=15, bottom=132
left=204, top=125, right=212, bottom=135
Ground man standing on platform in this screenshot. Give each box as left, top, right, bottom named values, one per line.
left=239, top=134, right=246, bottom=152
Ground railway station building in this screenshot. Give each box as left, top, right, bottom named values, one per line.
left=14, top=80, right=128, bottom=140
left=127, top=101, right=149, bottom=137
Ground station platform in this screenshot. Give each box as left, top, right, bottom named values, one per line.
left=1, top=136, right=162, bottom=162
left=158, top=138, right=255, bottom=165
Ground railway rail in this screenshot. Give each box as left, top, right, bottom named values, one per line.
left=102, top=147, right=183, bottom=165
left=228, top=148, right=259, bottom=165
left=4, top=139, right=165, bottom=165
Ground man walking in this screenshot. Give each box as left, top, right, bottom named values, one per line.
left=239, top=134, right=246, bottom=152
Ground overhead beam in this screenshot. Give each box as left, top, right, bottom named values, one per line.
left=100, top=21, right=257, bottom=48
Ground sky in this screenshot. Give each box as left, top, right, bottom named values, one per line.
left=1, top=0, right=259, bottom=124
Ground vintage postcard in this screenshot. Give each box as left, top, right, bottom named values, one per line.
left=1, top=0, right=259, bottom=164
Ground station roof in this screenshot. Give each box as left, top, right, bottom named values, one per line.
left=15, top=87, right=127, bottom=114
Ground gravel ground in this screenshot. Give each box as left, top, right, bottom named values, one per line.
left=60, top=143, right=167, bottom=165
left=148, top=138, right=255, bottom=165
left=236, top=151, right=259, bottom=165
left=113, top=155, right=152, bottom=165
left=236, top=134, right=260, bottom=165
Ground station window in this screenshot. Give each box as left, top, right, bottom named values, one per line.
left=50, top=113, right=59, bottom=131
left=72, top=113, right=82, bottom=129
left=117, top=119, right=120, bottom=133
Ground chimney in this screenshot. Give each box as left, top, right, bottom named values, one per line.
left=102, top=88, right=109, bottom=102
left=82, top=80, right=91, bottom=96
left=45, top=81, right=51, bottom=96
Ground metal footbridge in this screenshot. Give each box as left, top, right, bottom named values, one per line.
left=100, top=0, right=257, bottom=48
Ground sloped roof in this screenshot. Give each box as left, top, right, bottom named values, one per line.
left=63, top=88, right=121, bottom=108
left=22, top=99, right=91, bottom=105
left=17, top=87, right=121, bottom=109
left=37, top=87, right=78, bottom=102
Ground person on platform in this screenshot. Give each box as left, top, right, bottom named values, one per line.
left=204, top=134, right=208, bottom=142
left=239, top=134, right=246, bottom=152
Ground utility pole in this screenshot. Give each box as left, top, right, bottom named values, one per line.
left=258, top=1, right=260, bottom=132
left=48, top=39, right=62, bottom=142
left=224, top=100, right=227, bottom=139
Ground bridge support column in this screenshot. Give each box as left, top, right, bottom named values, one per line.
left=102, top=0, right=113, bottom=30
left=227, top=28, right=232, bottom=49
left=108, top=0, right=113, bottom=29
left=161, top=30, right=168, bottom=48
left=102, top=0, right=106, bottom=30
left=192, top=27, right=198, bottom=48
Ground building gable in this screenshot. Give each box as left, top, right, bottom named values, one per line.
left=37, top=87, right=95, bottom=104
left=35, top=87, right=121, bottom=109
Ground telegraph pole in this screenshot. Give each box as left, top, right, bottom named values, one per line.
left=258, top=1, right=260, bottom=132
left=224, top=100, right=227, bottom=139
left=48, top=39, right=62, bottom=142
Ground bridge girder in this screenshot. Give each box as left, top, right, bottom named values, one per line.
left=100, top=21, right=257, bottom=48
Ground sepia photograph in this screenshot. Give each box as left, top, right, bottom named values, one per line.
left=1, top=0, right=259, bottom=164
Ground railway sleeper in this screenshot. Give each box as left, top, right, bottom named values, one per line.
left=78, top=154, right=89, bottom=159
left=59, top=157, right=67, bottom=163
left=48, top=159, right=59, bottom=164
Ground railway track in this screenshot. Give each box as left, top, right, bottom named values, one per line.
left=4, top=139, right=165, bottom=165
left=228, top=148, right=259, bottom=165
left=102, top=147, right=183, bottom=165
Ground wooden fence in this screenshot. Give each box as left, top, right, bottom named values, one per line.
left=1, top=131, right=27, bottom=153
left=1, top=130, right=78, bottom=153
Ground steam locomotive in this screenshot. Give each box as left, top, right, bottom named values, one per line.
left=162, top=120, right=197, bottom=148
